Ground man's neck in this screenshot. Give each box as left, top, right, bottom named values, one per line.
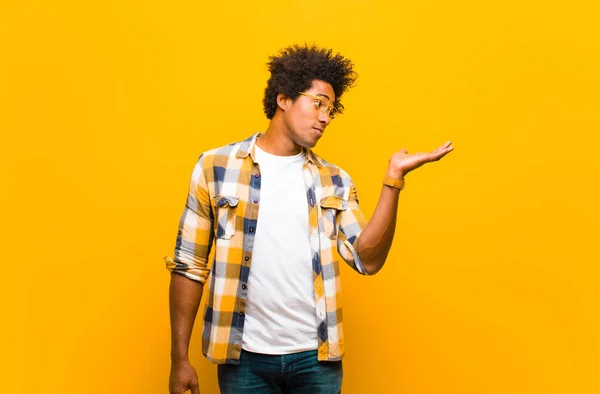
left=257, top=120, right=302, bottom=157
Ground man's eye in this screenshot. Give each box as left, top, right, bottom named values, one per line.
left=314, top=100, right=321, bottom=109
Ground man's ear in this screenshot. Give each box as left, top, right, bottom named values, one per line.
left=276, top=93, right=290, bottom=111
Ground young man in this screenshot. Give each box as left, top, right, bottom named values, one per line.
left=166, top=44, right=454, bottom=394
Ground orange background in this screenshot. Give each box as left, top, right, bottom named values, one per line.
left=1, top=0, right=599, bottom=393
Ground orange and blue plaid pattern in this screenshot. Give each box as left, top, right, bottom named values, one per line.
left=165, top=132, right=368, bottom=364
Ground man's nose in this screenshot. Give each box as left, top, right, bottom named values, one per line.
left=317, top=111, right=331, bottom=126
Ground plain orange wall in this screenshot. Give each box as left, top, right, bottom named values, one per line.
left=2, top=0, right=599, bottom=393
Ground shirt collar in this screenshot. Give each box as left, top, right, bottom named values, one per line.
left=236, top=132, right=324, bottom=168
left=302, top=146, right=324, bottom=168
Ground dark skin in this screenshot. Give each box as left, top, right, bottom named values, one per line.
left=169, top=79, right=454, bottom=393
left=169, top=273, right=202, bottom=394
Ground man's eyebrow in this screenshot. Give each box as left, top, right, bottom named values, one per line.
left=316, top=94, right=331, bottom=101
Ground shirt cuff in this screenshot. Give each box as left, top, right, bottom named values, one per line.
left=340, top=236, right=370, bottom=276
left=164, top=256, right=209, bottom=284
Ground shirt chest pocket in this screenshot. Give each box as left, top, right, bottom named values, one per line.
left=319, top=195, right=348, bottom=240
left=214, top=195, right=239, bottom=240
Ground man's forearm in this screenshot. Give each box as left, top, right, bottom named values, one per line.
left=356, top=185, right=401, bottom=275
left=169, top=273, right=204, bottom=361
left=356, top=140, right=454, bottom=274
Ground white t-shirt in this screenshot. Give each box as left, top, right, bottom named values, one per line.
left=241, top=144, right=318, bottom=354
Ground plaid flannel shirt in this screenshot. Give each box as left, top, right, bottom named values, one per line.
left=165, top=132, right=368, bottom=364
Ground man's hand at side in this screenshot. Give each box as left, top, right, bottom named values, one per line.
left=168, top=272, right=204, bottom=394
left=169, top=359, right=200, bottom=394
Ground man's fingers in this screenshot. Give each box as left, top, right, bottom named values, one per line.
left=433, top=141, right=452, bottom=153
left=425, top=144, right=452, bottom=161
left=435, top=141, right=452, bottom=151
left=190, top=381, right=200, bottom=394
left=430, top=146, right=453, bottom=161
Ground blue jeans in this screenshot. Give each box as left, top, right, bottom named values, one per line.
left=218, top=349, right=343, bottom=394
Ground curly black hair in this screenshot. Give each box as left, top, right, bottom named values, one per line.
left=263, top=44, right=357, bottom=119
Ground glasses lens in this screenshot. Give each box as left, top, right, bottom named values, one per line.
left=302, top=92, right=337, bottom=119
left=317, top=98, right=335, bottom=118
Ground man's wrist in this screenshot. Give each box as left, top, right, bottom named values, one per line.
left=386, top=168, right=405, bottom=180
left=171, top=351, right=190, bottom=362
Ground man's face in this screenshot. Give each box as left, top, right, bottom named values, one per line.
left=281, top=79, right=336, bottom=149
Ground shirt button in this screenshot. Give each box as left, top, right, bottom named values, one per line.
left=242, top=284, right=247, bottom=290
left=253, top=199, right=258, bottom=204
left=239, top=312, right=244, bottom=316
left=244, top=256, right=249, bottom=261
left=249, top=228, right=254, bottom=233
left=254, top=174, right=260, bottom=178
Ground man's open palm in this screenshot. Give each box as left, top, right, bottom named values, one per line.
left=389, top=141, right=454, bottom=177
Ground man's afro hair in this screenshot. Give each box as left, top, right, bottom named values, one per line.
left=263, top=44, right=357, bottom=119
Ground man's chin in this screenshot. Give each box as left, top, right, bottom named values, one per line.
left=301, top=139, right=319, bottom=149
left=295, top=136, right=319, bottom=149
left=309, top=131, right=324, bottom=146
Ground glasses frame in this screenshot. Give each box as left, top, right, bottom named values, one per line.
left=298, top=92, right=338, bottom=119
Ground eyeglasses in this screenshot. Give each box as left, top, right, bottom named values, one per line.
left=298, top=92, right=338, bottom=119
